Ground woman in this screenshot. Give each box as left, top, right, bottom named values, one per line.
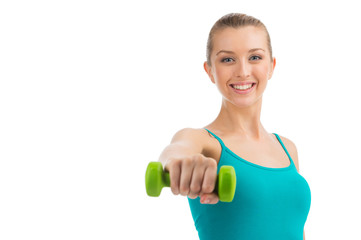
left=158, top=13, right=311, bottom=240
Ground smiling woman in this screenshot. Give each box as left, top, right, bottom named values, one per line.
left=157, top=13, right=311, bottom=240
left=203, top=25, right=276, bottom=109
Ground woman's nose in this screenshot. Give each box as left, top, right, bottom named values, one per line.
left=235, top=60, right=250, bottom=79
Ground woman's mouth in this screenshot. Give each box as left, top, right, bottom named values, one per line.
left=230, top=83, right=256, bottom=94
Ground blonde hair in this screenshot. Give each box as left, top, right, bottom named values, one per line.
left=206, top=13, right=273, bottom=65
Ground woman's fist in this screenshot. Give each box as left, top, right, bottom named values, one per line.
left=164, top=154, right=219, bottom=204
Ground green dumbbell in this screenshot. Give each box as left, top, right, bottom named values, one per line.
left=145, top=162, right=236, bottom=202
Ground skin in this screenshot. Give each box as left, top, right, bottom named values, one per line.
left=159, top=25, right=305, bottom=239
left=205, top=26, right=275, bottom=114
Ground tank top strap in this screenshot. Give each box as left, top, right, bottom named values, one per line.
left=204, top=128, right=226, bottom=148
left=272, top=133, right=296, bottom=167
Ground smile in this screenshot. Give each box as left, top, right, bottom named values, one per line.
left=230, top=83, right=256, bottom=94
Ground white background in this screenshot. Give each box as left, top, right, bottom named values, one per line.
left=1, top=0, right=360, bottom=239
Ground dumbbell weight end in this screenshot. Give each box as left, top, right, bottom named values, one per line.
left=145, top=162, right=170, bottom=197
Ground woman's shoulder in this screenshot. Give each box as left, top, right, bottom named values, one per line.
left=171, top=127, right=211, bottom=143
left=171, top=127, right=221, bottom=159
left=275, top=134, right=300, bottom=171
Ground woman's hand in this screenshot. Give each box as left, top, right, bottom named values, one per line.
left=164, top=154, right=219, bottom=204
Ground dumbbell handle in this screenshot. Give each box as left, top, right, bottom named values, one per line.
left=145, top=162, right=236, bottom=202
left=161, top=172, right=170, bottom=187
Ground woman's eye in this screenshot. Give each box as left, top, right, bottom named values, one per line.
left=250, top=55, right=262, bottom=61
left=221, top=57, right=234, bottom=63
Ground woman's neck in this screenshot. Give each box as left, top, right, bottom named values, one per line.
left=208, top=98, right=268, bottom=141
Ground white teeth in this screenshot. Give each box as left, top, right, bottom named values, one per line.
left=232, top=84, right=253, bottom=90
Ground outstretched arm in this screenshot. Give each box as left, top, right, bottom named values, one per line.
left=158, top=128, right=219, bottom=204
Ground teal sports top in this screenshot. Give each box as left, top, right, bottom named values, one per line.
left=188, top=129, right=311, bottom=240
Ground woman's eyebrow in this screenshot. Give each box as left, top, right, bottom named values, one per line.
left=216, top=50, right=234, bottom=55
left=216, top=48, right=265, bottom=56
left=249, top=48, right=265, bottom=53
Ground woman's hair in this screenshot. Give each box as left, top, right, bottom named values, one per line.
left=206, top=13, right=273, bottom=65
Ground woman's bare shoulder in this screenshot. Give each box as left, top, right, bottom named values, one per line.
left=171, top=127, right=210, bottom=143
left=171, top=128, right=220, bottom=159
left=276, top=134, right=300, bottom=172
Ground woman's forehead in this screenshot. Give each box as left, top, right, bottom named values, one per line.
left=212, top=26, right=268, bottom=52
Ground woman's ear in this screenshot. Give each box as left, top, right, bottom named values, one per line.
left=267, top=57, right=276, bottom=80
left=203, top=61, right=215, bottom=84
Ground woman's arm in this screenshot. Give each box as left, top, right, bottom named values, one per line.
left=158, top=128, right=219, bottom=203
left=158, top=128, right=204, bottom=166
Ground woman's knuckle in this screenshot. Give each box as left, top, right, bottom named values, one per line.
left=202, top=184, right=214, bottom=193
left=194, top=154, right=207, bottom=166
left=192, top=153, right=202, bottom=161
left=182, top=157, right=193, bottom=166
left=179, top=186, right=189, bottom=195
left=170, top=184, right=179, bottom=195
left=207, top=158, right=217, bottom=168
left=167, top=158, right=178, bottom=169
left=190, top=183, right=201, bottom=193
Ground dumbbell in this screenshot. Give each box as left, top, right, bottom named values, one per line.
left=145, top=162, right=236, bottom=202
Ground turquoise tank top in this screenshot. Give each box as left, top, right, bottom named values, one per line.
left=188, top=129, right=311, bottom=240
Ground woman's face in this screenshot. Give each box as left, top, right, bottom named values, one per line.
left=205, top=26, right=276, bottom=109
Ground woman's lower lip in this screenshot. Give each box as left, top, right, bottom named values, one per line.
left=230, top=84, right=256, bottom=94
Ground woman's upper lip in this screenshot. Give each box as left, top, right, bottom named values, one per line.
left=230, top=81, right=256, bottom=86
